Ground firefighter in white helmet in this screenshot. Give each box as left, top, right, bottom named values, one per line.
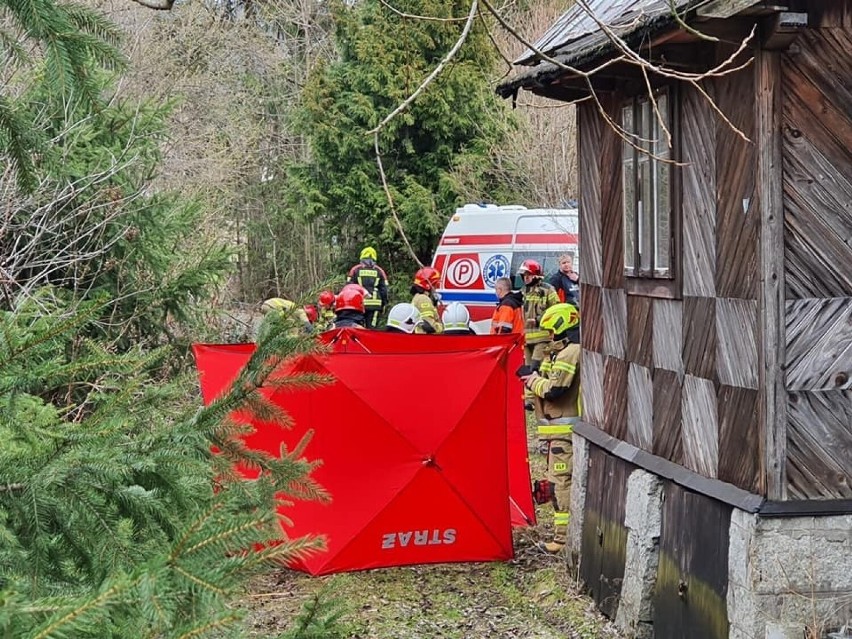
left=386, top=303, right=421, bottom=334
left=441, top=302, right=474, bottom=335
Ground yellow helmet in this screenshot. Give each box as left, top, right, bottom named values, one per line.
left=540, top=303, right=580, bottom=334
left=262, top=298, right=295, bottom=313
left=360, top=246, right=377, bottom=261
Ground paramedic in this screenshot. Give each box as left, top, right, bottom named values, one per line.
left=256, top=297, right=312, bottom=342
left=410, top=267, right=443, bottom=334
left=347, top=246, right=389, bottom=329
left=549, top=253, right=580, bottom=307
left=490, top=277, right=524, bottom=334
left=333, top=284, right=367, bottom=329
left=521, top=303, right=581, bottom=554
left=386, top=303, right=421, bottom=334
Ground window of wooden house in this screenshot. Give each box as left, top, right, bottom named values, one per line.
left=622, top=90, right=674, bottom=280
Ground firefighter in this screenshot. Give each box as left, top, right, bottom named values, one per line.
left=410, top=267, right=443, bottom=334
left=316, top=290, right=336, bottom=332
left=257, top=297, right=311, bottom=342
left=520, top=303, right=580, bottom=554
left=347, top=246, right=389, bottom=329
left=441, top=302, right=474, bottom=335
left=333, top=284, right=367, bottom=329
left=518, top=259, right=560, bottom=407
left=386, top=302, right=421, bottom=334
left=490, top=277, right=524, bottom=334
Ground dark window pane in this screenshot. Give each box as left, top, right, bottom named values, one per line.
left=622, top=104, right=636, bottom=273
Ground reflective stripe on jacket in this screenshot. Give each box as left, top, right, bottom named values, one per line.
left=523, top=281, right=560, bottom=344
left=411, top=292, right=443, bottom=334
left=531, top=340, right=581, bottom=422
left=348, top=262, right=389, bottom=307
left=490, top=291, right=524, bottom=334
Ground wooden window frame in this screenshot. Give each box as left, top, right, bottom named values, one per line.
left=621, top=86, right=682, bottom=300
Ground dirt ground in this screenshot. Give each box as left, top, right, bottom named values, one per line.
left=236, top=421, right=618, bottom=639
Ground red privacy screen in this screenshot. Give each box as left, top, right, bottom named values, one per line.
left=193, top=329, right=533, bottom=575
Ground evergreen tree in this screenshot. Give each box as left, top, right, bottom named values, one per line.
left=0, top=0, right=125, bottom=189
left=285, top=0, right=521, bottom=276
left=0, top=293, right=338, bottom=638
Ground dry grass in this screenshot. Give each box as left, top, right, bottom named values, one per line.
left=235, top=416, right=617, bottom=639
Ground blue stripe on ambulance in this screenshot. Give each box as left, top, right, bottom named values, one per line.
left=438, top=291, right=495, bottom=304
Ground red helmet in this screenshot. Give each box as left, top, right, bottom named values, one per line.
left=335, top=284, right=366, bottom=313
left=413, top=266, right=441, bottom=292
left=303, top=304, right=318, bottom=324
left=518, top=259, right=543, bottom=277
left=318, top=290, right=335, bottom=308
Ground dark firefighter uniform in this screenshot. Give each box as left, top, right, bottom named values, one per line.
left=348, top=246, right=389, bottom=329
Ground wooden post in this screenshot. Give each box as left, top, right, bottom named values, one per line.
left=755, top=47, right=786, bottom=500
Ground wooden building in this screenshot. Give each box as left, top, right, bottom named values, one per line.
left=499, top=1, right=851, bottom=637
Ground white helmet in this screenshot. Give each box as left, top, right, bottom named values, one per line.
left=441, top=302, right=470, bottom=332
left=387, top=303, right=421, bottom=334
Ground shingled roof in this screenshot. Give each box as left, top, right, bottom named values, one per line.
left=497, top=0, right=707, bottom=98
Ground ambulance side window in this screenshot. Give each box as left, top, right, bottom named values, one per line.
left=510, top=252, right=565, bottom=288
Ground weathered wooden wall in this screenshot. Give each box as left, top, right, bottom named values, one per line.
left=577, top=66, right=763, bottom=496
left=579, top=447, right=631, bottom=618
left=655, top=484, right=731, bottom=639
left=781, top=3, right=852, bottom=499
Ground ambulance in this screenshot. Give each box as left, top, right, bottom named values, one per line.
left=431, top=203, right=579, bottom=334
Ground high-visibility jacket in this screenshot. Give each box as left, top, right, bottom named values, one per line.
left=529, top=339, right=581, bottom=433
left=411, top=292, right=443, bottom=334
left=523, top=280, right=560, bottom=344
left=348, top=260, right=389, bottom=309
left=490, top=291, right=524, bottom=334
left=317, top=307, right=336, bottom=332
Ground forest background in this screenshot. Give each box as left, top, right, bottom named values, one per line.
left=0, top=0, right=578, bottom=637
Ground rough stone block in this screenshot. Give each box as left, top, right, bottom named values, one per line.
left=614, top=470, right=663, bottom=634
left=568, top=433, right=590, bottom=557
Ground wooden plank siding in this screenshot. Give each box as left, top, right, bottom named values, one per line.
left=572, top=7, right=852, bottom=502
left=627, top=363, right=654, bottom=451
left=653, top=299, right=683, bottom=374
left=580, top=446, right=632, bottom=619
left=715, top=298, right=759, bottom=390
left=787, top=390, right=852, bottom=499
left=781, top=19, right=852, bottom=499
left=681, top=82, right=718, bottom=299
left=653, top=369, right=684, bottom=464
left=715, top=62, right=759, bottom=301
left=682, top=375, right=719, bottom=478
left=654, top=483, right=731, bottom=639
left=578, top=101, right=604, bottom=288
left=580, top=284, right=603, bottom=353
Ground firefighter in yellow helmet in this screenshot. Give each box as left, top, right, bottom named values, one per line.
left=520, top=303, right=580, bottom=554
left=347, top=246, right=389, bottom=329
left=256, top=297, right=311, bottom=342
left=410, top=267, right=443, bottom=334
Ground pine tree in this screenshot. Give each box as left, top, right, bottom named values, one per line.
left=283, top=0, right=522, bottom=276
left=0, top=0, right=125, bottom=189
left=0, top=293, right=338, bottom=638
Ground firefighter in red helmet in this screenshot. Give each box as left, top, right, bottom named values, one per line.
left=333, top=284, right=367, bottom=329
left=518, top=259, right=560, bottom=407
left=316, top=289, right=336, bottom=332
left=410, top=267, right=443, bottom=334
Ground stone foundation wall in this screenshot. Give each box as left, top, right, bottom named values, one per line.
left=728, top=511, right=852, bottom=639
left=571, top=441, right=852, bottom=638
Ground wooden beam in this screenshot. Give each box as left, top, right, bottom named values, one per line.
left=761, top=12, right=808, bottom=50
left=755, top=47, right=787, bottom=500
